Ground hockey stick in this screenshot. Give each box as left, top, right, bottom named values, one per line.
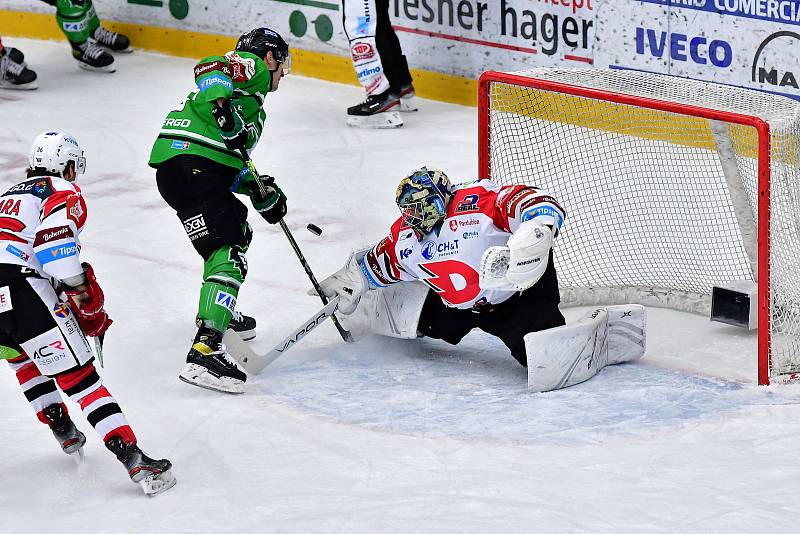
left=225, top=296, right=341, bottom=374
left=94, top=334, right=105, bottom=368
left=238, top=149, right=354, bottom=343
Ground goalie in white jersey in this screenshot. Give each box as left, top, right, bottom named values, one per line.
left=319, top=167, right=568, bottom=367
left=0, top=132, right=175, bottom=496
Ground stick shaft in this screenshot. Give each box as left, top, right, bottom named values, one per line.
left=239, top=151, right=353, bottom=342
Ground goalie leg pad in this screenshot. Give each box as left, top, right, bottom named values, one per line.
left=525, top=304, right=646, bottom=392
left=337, top=281, right=430, bottom=339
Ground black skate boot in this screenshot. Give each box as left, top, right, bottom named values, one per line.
left=105, top=436, right=176, bottom=496
left=179, top=326, right=247, bottom=394
left=346, top=89, right=403, bottom=129
left=229, top=311, right=257, bottom=341
left=195, top=311, right=257, bottom=341
left=43, top=404, right=86, bottom=458
left=394, top=83, right=418, bottom=112
left=91, top=26, right=132, bottom=53
left=0, top=47, right=38, bottom=90
left=71, top=41, right=116, bottom=73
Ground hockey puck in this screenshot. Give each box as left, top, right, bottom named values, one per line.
left=307, top=223, right=323, bottom=236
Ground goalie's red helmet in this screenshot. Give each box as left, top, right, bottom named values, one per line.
left=395, top=167, right=452, bottom=235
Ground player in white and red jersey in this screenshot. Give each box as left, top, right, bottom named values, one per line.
left=0, top=132, right=175, bottom=496
left=319, top=167, right=567, bottom=367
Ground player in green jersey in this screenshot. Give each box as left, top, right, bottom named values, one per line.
left=148, top=27, right=290, bottom=394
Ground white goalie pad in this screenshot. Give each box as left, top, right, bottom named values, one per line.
left=338, top=281, right=430, bottom=339
left=525, top=304, right=646, bottom=393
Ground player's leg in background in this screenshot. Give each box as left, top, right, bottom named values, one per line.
left=51, top=0, right=128, bottom=72
left=0, top=36, right=38, bottom=90
left=416, top=290, right=477, bottom=346
left=342, top=0, right=403, bottom=127
left=374, top=0, right=416, bottom=109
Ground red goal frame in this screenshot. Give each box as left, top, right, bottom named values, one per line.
left=477, top=70, right=773, bottom=385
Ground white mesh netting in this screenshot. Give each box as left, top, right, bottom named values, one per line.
left=483, top=68, right=800, bottom=379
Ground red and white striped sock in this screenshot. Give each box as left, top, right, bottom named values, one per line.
left=7, top=352, right=67, bottom=425
left=54, top=362, right=137, bottom=444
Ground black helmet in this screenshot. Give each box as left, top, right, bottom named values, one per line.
left=236, top=27, right=289, bottom=63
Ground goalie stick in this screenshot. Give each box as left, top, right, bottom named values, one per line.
left=225, top=296, right=341, bottom=374
left=238, top=149, right=353, bottom=343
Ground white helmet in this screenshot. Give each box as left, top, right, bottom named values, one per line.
left=28, top=131, right=86, bottom=177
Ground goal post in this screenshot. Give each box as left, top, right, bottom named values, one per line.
left=478, top=68, right=800, bottom=385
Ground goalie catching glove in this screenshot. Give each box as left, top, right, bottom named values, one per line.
left=315, top=251, right=370, bottom=315
left=63, top=262, right=113, bottom=338
left=479, top=220, right=553, bottom=292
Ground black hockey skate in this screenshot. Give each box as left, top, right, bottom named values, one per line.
left=105, top=436, right=176, bottom=496
left=0, top=47, right=38, bottom=90
left=394, top=83, right=418, bottom=113
left=229, top=311, right=257, bottom=341
left=346, top=89, right=403, bottom=129
left=71, top=41, right=116, bottom=73
left=43, top=404, right=86, bottom=458
left=179, top=326, right=247, bottom=394
left=195, top=311, right=257, bottom=341
left=91, top=26, right=132, bottom=53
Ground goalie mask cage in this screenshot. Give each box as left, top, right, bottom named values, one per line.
left=478, top=69, right=800, bottom=385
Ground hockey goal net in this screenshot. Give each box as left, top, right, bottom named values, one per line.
left=478, top=68, right=800, bottom=385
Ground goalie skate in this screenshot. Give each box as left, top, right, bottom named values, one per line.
left=525, top=304, right=646, bottom=392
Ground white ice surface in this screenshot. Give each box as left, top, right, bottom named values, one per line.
left=2, top=39, right=800, bottom=533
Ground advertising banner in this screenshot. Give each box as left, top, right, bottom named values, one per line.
left=2, top=0, right=797, bottom=100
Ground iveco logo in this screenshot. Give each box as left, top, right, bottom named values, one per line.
left=752, top=31, right=800, bottom=90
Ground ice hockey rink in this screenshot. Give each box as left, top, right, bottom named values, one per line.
left=3, top=38, right=800, bottom=533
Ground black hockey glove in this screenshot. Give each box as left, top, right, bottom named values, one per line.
left=248, top=177, right=287, bottom=224
left=39, top=0, right=58, bottom=5
left=211, top=99, right=249, bottom=151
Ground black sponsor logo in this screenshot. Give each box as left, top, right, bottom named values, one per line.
left=752, top=31, right=800, bottom=90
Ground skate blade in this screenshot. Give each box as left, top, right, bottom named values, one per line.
left=139, top=469, right=177, bottom=497
left=399, top=97, right=418, bottom=112
left=178, top=363, right=245, bottom=394
left=0, top=81, right=38, bottom=90
left=77, top=62, right=116, bottom=74
left=232, top=328, right=256, bottom=341
left=346, top=111, right=403, bottom=129
left=70, top=447, right=86, bottom=465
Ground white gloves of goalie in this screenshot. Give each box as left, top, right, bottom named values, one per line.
left=479, top=220, right=553, bottom=292
left=316, top=251, right=369, bottom=315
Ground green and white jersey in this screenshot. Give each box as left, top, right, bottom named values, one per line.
left=149, top=51, right=272, bottom=170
